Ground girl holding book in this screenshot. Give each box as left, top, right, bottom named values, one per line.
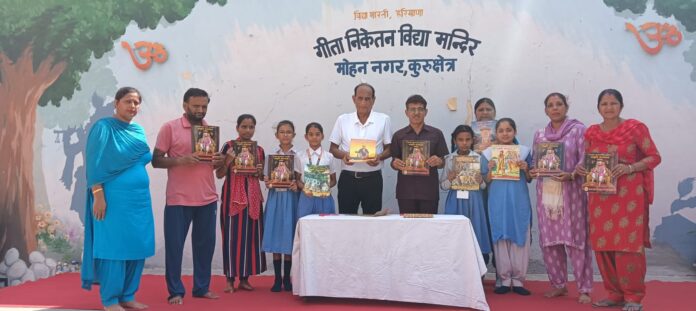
left=295, top=122, right=338, bottom=219
left=440, top=125, right=492, bottom=263
left=461, top=98, right=508, bottom=280
left=262, top=120, right=300, bottom=292
left=217, top=114, right=266, bottom=292
left=481, top=118, right=533, bottom=296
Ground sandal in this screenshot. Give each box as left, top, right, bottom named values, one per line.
left=592, top=299, right=624, bottom=308
left=622, top=302, right=643, bottom=311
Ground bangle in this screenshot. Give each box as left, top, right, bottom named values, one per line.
left=92, top=188, right=103, bottom=194
left=628, top=164, right=634, bottom=173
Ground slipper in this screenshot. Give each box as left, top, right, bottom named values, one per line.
left=592, top=299, right=624, bottom=308
left=622, top=302, right=643, bottom=311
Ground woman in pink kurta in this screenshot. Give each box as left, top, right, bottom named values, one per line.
left=577, top=89, right=661, bottom=311
left=531, top=93, right=592, bottom=304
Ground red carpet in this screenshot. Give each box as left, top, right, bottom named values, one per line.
left=0, top=273, right=692, bottom=310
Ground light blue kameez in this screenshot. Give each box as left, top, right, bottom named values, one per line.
left=81, top=117, right=154, bottom=306
left=482, top=145, right=532, bottom=247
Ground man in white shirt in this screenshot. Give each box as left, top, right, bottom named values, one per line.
left=329, top=83, right=392, bottom=214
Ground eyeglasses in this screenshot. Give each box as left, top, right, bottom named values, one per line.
left=407, top=107, right=426, bottom=113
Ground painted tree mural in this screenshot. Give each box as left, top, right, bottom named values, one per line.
left=0, top=0, right=227, bottom=261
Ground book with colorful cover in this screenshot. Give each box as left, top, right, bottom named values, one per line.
left=472, top=120, right=496, bottom=151
left=349, top=139, right=377, bottom=162
left=302, top=164, right=331, bottom=197
left=267, top=154, right=294, bottom=188
left=402, top=140, right=430, bottom=176
left=490, top=145, right=520, bottom=180
left=191, top=125, right=219, bottom=162
left=450, top=155, right=481, bottom=191
left=231, top=141, right=258, bottom=174
left=582, top=152, right=617, bottom=194
left=533, top=142, right=565, bottom=177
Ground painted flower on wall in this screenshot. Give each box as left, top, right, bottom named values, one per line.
left=33, top=207, right=83, bottom=263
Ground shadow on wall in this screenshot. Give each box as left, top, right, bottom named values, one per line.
left=654, top=177, right=696, bottom=264
left=54, top=93, right=114, bottom=223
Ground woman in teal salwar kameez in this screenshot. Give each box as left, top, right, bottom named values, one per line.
left=81, top=87, right=154, bottom=311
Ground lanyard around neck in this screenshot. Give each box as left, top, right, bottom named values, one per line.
left=307, top=148, right=322, bottom=166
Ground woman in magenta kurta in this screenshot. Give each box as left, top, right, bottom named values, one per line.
left=577, top=89, right=661, bottom=311
left=531, top=93, right=592, bottom=304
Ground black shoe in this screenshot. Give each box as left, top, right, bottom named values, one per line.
left=494, top=286, right=511, bottom=294
left=512, top=286, right=531, bottom=296
left=271, top=278, right=282, bottom=292
left=283, top=276, right=293, bottom=291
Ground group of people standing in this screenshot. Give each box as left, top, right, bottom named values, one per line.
left=81, top=83, right=659, bottom=311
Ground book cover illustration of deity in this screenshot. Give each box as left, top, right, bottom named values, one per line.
left=191, top=125, right=219, bottom=162
left=303, top=164, right=331, bottom=197
left=402, top=140, right=430, bottom=176
left=450, top=155, right=481, bottom=191
left=267, top=154, right=294, bottom=188
left=533, top=142, right=565, bottom=177
left=582, top=152, right=617, bottom=194
left=349, top=139, right=377, bottom=162
left=472, top=120, right=496, bottom=150
left=490, top=145, right=520, bottom=180
left=231, top=140, right=258, bottom=174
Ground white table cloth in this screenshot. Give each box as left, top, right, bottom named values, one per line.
left=291, top=214, right=489, bottom=310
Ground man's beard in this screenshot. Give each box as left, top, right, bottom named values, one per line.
left=187, top=112, right=205, bottom=122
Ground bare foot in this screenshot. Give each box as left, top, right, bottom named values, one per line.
left=104, top=304, right=126, bottom=311
left=238, top=280, right=254, bottom=291
left=578, top=293, right=591, bottom=304
left=197, top=291, right=219, bottom=299
left=224, top=280, right=235, bottom=293
left=120, top=301, right=148, bottom=309
left=167, top=296, right=183, bottom=305
left=544, top=287, right=568, bottom=298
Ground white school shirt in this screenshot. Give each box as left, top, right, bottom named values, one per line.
left=329, top=111, right=392, bottom=172
left=294, top=147, right=340, bottom=180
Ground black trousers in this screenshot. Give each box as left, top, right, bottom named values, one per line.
left=337, top=170, right=382, bottom=214
left=397, top=199, right=438, bottom=214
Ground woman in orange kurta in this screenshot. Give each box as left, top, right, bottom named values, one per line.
left=577, top=89, right=661, bottom=311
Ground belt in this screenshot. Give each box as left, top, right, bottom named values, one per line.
left=342, top=170, right=381, bottom=179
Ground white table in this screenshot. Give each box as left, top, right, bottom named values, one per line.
left=291, top=214, right=489, bottom=310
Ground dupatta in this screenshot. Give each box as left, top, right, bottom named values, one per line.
left=540, top=118, right=584, bottom=220
left=226, top=139, right=264, bottom=220
left=585, top=119, right=656, bottom=204
left=81, top=117, right=149, bottom=290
